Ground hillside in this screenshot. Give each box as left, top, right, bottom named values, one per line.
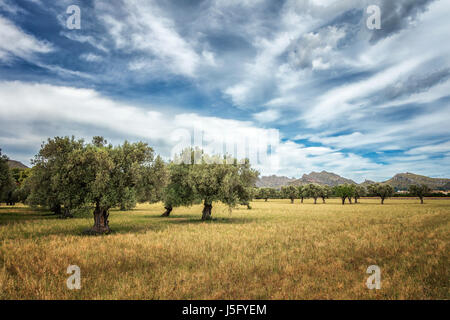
left=255, top=175, right=296, bottom=188
left=383, top=172, right=450, bottom=191
left=288, top=171, right=356, bottom=187
left=7, top=160, right=28, bottom=169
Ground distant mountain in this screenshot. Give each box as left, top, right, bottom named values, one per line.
left=383, top=172, right=450, bottom=191
left=256, top=171, right=450, bottom=190
left=256, top=175, right=296, bottom=188
left=7, top=160, right=28, bottom=169
left=360, top=179, right=376, bottom=187
left=289, top=171, right=356, bottom=187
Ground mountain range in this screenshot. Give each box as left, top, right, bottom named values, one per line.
left=256, top=171, right=450, bottom=190
left=7, top=160, right=28, bottom=169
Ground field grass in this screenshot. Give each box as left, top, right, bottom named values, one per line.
left=0, top=198, right=449, bottom=300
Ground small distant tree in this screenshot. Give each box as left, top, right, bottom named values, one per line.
left=368, top=183, right=394, bottom=204
left=297, top=185, right=306, bottom=203
left=409, top=184, right=430, bottom=204
left=303, top=184, right=322, bottom=204
left=268, top=188, right=280, bottom=199
left=259, top=188, right=271, bottom=202
left=319, top=185, right=332, bottom=203
left=353, top=185, right=366, bottom=204
left=333, top=184, right=355, bottom=205
left=236, top=159, right=259, bottom=209
left=281, top=185, right=298, bottom=204
left=0, top=149, right=14, bottom=204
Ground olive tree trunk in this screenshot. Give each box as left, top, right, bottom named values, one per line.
left=91, top=204, right=110, bottom=234
left=161, top=206, right=173, bottom=217
left=341, top=197, right=345, bottom=205
left=202, top=202, right=213, bottom=220
left=420, top=197, right=424, bottom=204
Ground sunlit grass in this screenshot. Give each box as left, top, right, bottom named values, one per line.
left=0, top=198, right=449, bottom=299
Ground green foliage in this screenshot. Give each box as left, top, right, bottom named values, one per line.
left=163, top=148, right=258, bottom=219
left=353, top=185, right=366, bottom=203
left=281, top=185, right=298, bottom=203
left=319, top=185, right=333, bottom=203
left=25, top=136, right=85, bottom=214
left=303, top=184, right=323, bottom=204
left=408, top=184, right=431, bottom=203
left=0, top=149, right=14, bottom=203
left=367, top=183, right=394, bottom=204
left=333, top=184, right=356, bottom=205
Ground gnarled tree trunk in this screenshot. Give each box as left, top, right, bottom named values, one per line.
left=322, top=197, right=326, bottom=203
left=301, top=197, right=304, bottom=203
left=91, top=203, right=110, bottom=234
left=161, top=206, right=173, bottom=217
left=381, top=197, right=385, bottom=204
left=354, top=197, right=358, bottom=204
left=348, top=197, right=352, bottom=204
left=420, top=197, right=424, bottom=204
left=290, top=198, right=294, bottom=204
left=202, top=202, right=212, bottom=220
left=313, top=198, right=317, bottom=204
left=341, top=197, right=345, bottom=205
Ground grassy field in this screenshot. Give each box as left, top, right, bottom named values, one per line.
left=0, top=198, right=449, bottom=299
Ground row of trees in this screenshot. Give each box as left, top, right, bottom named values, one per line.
left=255, top=183, right=431, bottom=205
left=0, top=137, right=258, bottom=234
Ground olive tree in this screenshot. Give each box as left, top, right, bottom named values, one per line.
left=0, top=149, right=14, bottom=204
left=368, top=183, right=394, bottom=204
left=297, top=185, right=306, bottom=203
left=281, top=185, right=298, bottom=204
left=303, top=183, right=322, bottom=204
left=81, top=139, right=155, bottom=233
left=353, top=185, right=366, bottom=203
left=259, top=188, right=271, bottom=202
left=408, top=184, right=430, bottom=204
left=319, top=185, right=332, bottom=203
left=163, top=149, right=258, bottom=220
left=26, top=136, right=85, bottom=217
left=236, top=159, right=259, bottom=209
left=333, top=184, right=355, bottom=205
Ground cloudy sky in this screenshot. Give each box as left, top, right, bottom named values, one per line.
left=0, top=0, right=449, bottom=182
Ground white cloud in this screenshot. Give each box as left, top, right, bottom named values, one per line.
left=253, top=109, right=280, bottom=123
left=0, top=81, right=387, bottom=181
left=97, top=0, right=201, bottom=77
left=0, top=15, right=53, bottom=63
left=80, top=53, right=103, bottom=62
left=406, top=141, right=450, bottom=155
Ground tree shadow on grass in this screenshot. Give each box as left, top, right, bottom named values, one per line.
left=0, top=207, right=258, bottom=240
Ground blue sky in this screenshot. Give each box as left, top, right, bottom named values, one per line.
left=0, top=0, right=449, bottom=182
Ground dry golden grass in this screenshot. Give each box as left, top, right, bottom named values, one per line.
left=0, top=198, right=449, bottom=299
